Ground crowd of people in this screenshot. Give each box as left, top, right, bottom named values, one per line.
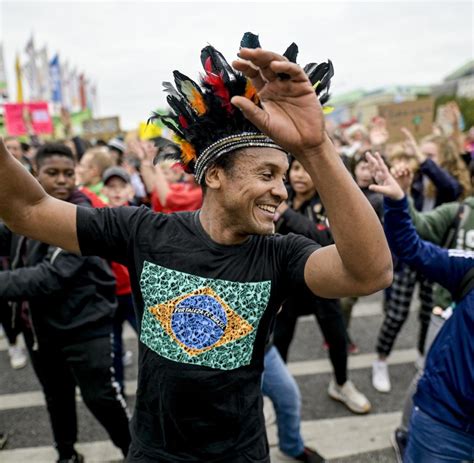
left=0, top=38, right=473, bottom=463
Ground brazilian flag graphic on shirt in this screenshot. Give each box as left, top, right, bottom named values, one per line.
left=139, top=261, right=271, bottom=370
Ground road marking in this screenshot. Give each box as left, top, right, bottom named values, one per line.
left=268, top=411, right=402, bottom=460
left=0, top=411, right=402, bottom=462
left=0, top=348, right=417, bottom=411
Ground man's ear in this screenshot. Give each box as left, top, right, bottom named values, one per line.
left=204, top=165, right=223, bottom=191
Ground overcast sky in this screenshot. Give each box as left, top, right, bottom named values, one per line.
left=1, top=1, right=473, bottom=129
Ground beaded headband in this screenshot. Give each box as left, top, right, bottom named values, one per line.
left=194, top=133, right=285, bottom=183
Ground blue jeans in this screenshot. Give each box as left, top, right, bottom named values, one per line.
left=262, top=346, right=304, bottom=457
left=112, top=293, right=138, bottom=392
left=405, top=406, right=474, bottom=462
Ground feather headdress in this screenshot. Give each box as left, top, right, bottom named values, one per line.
left=150, top=32, right=334, bottom=184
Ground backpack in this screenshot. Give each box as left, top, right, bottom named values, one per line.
left=442, top=202, right=471, bottom=248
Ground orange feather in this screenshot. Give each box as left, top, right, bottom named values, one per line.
left=190, top=88, right=207, bottom=116
left=180, top=141, right=197, bottom=164
left=244, top=80, right=259, bottom=103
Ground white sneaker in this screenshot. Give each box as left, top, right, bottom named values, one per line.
left=372, top=359, right=391, bottom=392
left=8, top=345, right=27, bottom=370
left=328, top=379, right=371, bottom=414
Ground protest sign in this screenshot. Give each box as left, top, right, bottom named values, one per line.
left=82, top=116, right=120, bottom=140
left=4, top=102, right=53, bottom=136
left=378, top=98, right=434, bottom=142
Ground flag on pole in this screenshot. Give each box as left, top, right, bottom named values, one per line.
left=70, top=67, right=80, bottom=112
left=0, top=43, right=8, bottom=100
left=79, top=73, right=87, bottom=110
left=61, top=60, right=71, bottom=110
left=49, top=54, right=62, bottom=104
left=37, top=46, right=50, bottom=101
left=15, top=53, right=23, bottom=103
left=86, top=80, right=97, bottom=114
left=23, top=35, right=40, bottom=100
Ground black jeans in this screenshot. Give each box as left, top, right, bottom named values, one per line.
left=24, top=331, right=131, bottom=459
left=274, top=296, right=348, bottom=385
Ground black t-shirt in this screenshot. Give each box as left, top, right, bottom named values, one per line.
left=76, top=205, right=319, bottom=462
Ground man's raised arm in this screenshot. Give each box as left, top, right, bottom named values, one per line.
left=0, top=138, right=79, bottom=253
left=232, top=48, right=393, bottom=298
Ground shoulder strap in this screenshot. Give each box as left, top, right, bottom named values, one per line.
left=442, top=203, right=467, bottom=248
left=455, top=266, right=474, bottom=301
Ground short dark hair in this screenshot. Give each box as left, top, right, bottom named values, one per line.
left=201, top=151, right=238, bottom=192
left=35, top=143, right=75, bottom=169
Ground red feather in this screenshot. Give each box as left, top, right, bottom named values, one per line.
left=178, top=114, right=189, bottom=128
left=203, top=57, right=232, bottom=113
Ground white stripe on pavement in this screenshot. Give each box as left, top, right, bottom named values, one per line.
left=0, top=411, right=402, bottom=462
left=0, top=440, right=123, bottom=463
left=268, top=411, right=402, bottom=461
left=0, top=348, right=417, bottom=412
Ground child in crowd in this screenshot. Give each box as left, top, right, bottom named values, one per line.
left=76, top=147, right=114, bottom=205
left=101, top=166, right=139, bottom=394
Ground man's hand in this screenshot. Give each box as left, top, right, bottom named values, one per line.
left=367, top=152, right=405, bottom=200
left=232, top=48, right=324, bottom=157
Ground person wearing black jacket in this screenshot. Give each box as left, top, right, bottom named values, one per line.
left=274, top=159, right=371, bottom=414
left=0, top=143, right=131, bottom=463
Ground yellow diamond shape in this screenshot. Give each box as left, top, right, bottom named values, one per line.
left=149, top=287, right=254, bottom=356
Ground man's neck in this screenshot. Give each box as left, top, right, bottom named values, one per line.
left=199, top=204, right=249, bottom=245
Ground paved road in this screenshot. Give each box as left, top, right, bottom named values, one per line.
left=0, top=291, right=420, bottom=462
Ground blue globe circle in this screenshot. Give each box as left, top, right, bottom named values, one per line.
left=171, top=295, right=227, bottom=350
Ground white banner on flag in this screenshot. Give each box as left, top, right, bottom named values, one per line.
left=37, top=46, right=50, bottom=101
left=24, top=35, right=40, bottom=100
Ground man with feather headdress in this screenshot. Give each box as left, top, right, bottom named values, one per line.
left=0, top=34, right=392, bottom=462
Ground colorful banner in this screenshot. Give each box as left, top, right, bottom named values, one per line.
left=49, top=54, right=62, bottom=104
left=0, top=43, right=8, bottom=100
left=4, top=102, right=54, bottom=136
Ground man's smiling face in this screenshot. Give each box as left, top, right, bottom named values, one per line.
left=216, top=148, right=289, bottom=237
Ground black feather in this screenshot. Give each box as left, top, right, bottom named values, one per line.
left=201, top=45, right=237, bottom=84
left=283, top=43, right=298, bottom=63
left=162, top=81, right=180, bottom=99
left=240, top=32, right=261, bottom=49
